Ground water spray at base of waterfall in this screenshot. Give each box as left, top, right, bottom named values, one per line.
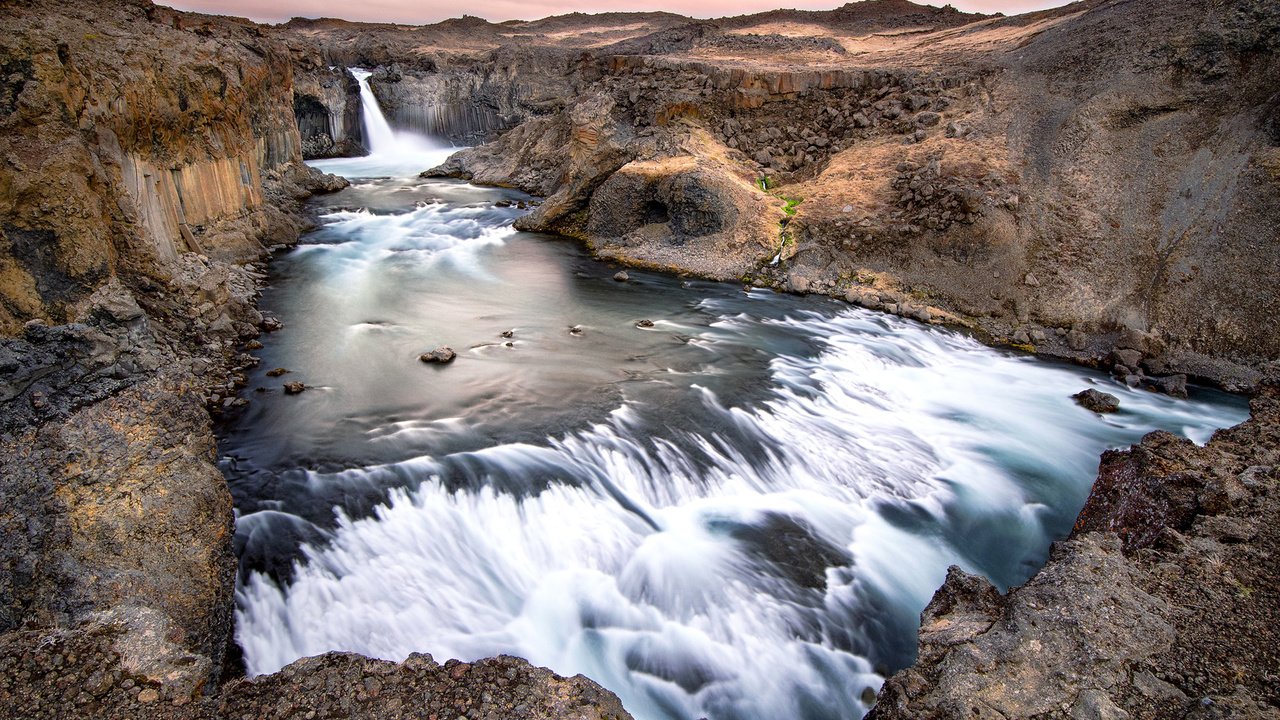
left=313, top=69, right=457, bottom=178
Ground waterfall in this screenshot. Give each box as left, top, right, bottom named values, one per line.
left=315, top=70, right=454, bottom=177
left=352, top=69, right=397, bottom=154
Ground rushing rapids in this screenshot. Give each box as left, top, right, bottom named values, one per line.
left=222, top=85, right=1248, bottom=720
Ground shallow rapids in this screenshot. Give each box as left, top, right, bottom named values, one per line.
left=223, top=156, right=1248, bottom=720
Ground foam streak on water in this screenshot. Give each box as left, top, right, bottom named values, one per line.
left=228, top=169, right=1247, bottom=720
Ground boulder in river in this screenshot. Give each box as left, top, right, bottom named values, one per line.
left=636, top=319, right=655, bottom=328
left=419, top=347, right=457, bottom=364
left=283, top=381, right=306, bottom=395
left=266, top=368, right=289, bottom=377
left=1072, top=388, right=1120, bottom=413
left=613, top=271, right=630, bottom=282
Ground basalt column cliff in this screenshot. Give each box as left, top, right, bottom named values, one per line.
left=0, top=1, right=630, bottom=718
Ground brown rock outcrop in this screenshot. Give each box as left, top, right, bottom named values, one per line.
left=416, top=0, right=1279, bottom=390
left=870, top=383, right=1280, bottom=719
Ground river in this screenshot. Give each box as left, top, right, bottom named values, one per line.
left=220, top=75, right=1248, bottom=720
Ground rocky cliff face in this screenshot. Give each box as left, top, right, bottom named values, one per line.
left=0, top=0, right=310, bottom=335
left=0, top=0, right=323, bottom=698
left=0, top=2, right=632, bottom=718
left=367, top=47, right=579, bottom=144
left=426, top=0, right=1280, bottom=391
left=292, top=63, right=365, bottom=159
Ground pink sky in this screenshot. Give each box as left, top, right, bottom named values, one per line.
left=159, top=0, right=1074, bottom=25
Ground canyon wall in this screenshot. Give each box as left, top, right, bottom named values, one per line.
left=292, top=64, right=365, bottom=159
left=429, top=0, right=1280, bottom=391
left=0, top=0, right=322, bottom=701
left=0, top=2, right=631, bottom=718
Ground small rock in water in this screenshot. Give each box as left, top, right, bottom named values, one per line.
left=613, top=271, right=629, bottom=282
left=283, top=381, right=306, bottom=395
left=419, top=347, right=456, bottom=364
left=245, top=339, right=264, bottom=350
left=260, top=317, right=283, bottom=332
left=636, top=319, right=655, bottom=328
left=500, top=329, right=515, bottom=339
left=504, top=341, right=514, bottom=347
left=265, top=367, right=288, bottom=377
left=569, top=325, right=583, bottom=336
left=1072, top=388, right=1120, bottom=413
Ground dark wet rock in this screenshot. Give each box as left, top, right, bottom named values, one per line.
left=500, top=329, right=515, bottom=338
left=569, top=325, right=584, bottom=336
left=636, top=319, right=655, bottom=328
left=265, top=368, right=289, bottom=377
left=282, top=381, right=307, bottom=394
left=259, top=317, right=284, bottom=333
left=1073, top=388, right=1121, bottom=413
left=1109, top=347, right=1144, bottom=371
left=419, top=347, right=457, bottom=364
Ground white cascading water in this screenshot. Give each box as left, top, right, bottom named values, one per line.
left=228, top=125, right=1249, bottom=720
left=340, top=69, right=453, bottom=177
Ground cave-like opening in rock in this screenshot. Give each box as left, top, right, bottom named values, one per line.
left=641, top=199, right=670, bottom=225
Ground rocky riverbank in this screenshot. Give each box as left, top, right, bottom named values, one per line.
left=870, top=381, right=1280, bottom=719
left=0, top=1, right=631, bottom=718
left=404, top=0, right=1280, bottom=393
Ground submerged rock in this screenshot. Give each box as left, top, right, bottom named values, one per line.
left=265, top=367, right=289, bottom=377
left=1073, top=388, right=1121, bottom=413
left=419, top=347, right=457, bottom=364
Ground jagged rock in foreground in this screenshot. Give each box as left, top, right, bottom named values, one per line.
left=870, top=383, right=1280, bottom=719
left=0, top=623, right=630, bottom=720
